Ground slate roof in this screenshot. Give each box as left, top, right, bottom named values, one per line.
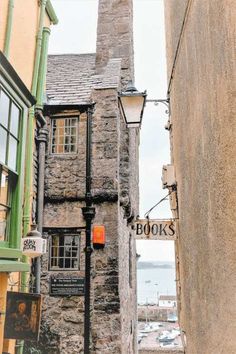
left=46, top=53, right=96, bottom=105
left=46, top=54, right=122, bottom=106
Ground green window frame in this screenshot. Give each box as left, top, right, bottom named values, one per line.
left=0, top=82, right=27, bottom=255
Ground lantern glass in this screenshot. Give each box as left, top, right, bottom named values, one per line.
left=118, top=81, right=146, bottom=128
left=119, top=95, right=145, bottom=127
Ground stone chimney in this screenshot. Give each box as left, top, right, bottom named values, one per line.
left=95, top=0, right=134, bottom=86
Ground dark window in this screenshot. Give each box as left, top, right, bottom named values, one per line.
left=51, top=117, right=78, bottom=154
left=49, top=233, right=80, bottom=270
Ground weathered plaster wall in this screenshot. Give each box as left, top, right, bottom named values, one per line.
left=164, top=0, right=189, bottom=83
left=165, top=1, right=236, bottom=353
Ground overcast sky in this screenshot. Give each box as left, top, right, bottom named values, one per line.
left=50, top=0, right=174, bottom=262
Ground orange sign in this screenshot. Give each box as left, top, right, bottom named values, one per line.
left=93, top=225, right=105, bottom=248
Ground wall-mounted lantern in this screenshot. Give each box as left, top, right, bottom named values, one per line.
left=22, top=224, right=46, bottom=258
left=118, top=81, right=147, bottom=128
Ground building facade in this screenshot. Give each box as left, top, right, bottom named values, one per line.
left=164, top=1, right=236, bottom=353
left=158, top=295, right=177, bottom=308
left=36, top=0, right=139, bottom=353
left=0, top=1, right=57, bottom=353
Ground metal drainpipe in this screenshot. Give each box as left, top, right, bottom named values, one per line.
left=35, top=124, right=48, bottom=293
left=82, top=106, right=96, bottom=354
left=22, top=0, right=47, bottom=266
left=22, top=0, right=47, bottom=237
left=33, top=26, right=51, bottom=294
left=36, top=27, right=51, bottom=109
left=4, top=0, right=14, bottom=58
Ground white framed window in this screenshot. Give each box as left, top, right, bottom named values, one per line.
left=49, top=233, right=80, bottom=270
left=51, top=117, right=78, bottom=154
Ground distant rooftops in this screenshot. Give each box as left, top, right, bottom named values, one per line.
left=159, top=295, right=176, bottom=301
left=46, top=54, right=122, bottom=106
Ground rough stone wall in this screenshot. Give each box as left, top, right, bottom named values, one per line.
left=164, top=1, right=236, bottom=353
left=44, top=109, right=87, bottom=201
left=35, top=109, right=87, bottom=353
left=118, top=206, right=137, bottom=354
left=96, top=0, right=139, bottom=225
left=90, top=85, right=137, bottom=354
left=96, top=0, right=134, bottom=85
left=39, top=88, right=138, bottom=353
left=94, top=3, right=139, bottom=351
left=39, top=0, right=138, bottom=352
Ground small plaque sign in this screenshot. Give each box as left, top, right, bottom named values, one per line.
left=49, top=276, right=85, bottom=296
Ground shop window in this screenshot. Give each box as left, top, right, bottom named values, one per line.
left=49, top=233, right=80, bottom=270
left=51, top=117, right=78, bottom=154
left=0, top=88, right=20, bottom=242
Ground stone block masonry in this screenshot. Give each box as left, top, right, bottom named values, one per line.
left=34, top=0, right=140, bottom=352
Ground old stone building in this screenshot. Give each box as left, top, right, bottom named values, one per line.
left=37, top=0, right=139, bottom=353
left=164, top=1, right=236, bottom=354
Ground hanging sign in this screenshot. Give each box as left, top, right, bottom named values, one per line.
left=135, top=219, right=176, bottom=240
left=4, top=292, right=42, bottom=340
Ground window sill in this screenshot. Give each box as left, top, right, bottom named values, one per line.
left=0, top=259, right=29, bottom=272
left=0, top=247, right=22, bottom=259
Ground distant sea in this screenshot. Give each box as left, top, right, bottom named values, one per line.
left=137, top=261, right=176, bottom=304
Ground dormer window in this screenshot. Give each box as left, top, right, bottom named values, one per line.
left=51, top=117, right=78, bottom=154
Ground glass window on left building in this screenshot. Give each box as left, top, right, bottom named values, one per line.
left=0, top=88, right=20, bottom=242
left=0, top=51, right=36, bottom=257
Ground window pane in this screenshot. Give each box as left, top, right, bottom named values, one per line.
left=71, top=119, right=77, bottom=126
left=10, top=102, right=20, bottom=137
left=57, top=145, right=64, bottom=154
left=70, top=145, right=76, bottom=153
left=0, top=127, right=7, bottom=164
left=8, top=136, right=18, bottom=171
left=71, top=127, right=76, bottom=136
left=0, top=205, right=8, bottom=241
left=50, top=234, right=80, bottom=270
left=57, top=119, right=65, bottom=128
left=51, top=117, right=78, bottom=154
left=0, top=170, right=9, bottom=206
left=0, top=90, right=10, bottom=128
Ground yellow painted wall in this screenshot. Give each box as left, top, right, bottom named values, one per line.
left=0, top=0, right=52, bottom=90
left=0, top=0, right=8, bottom=51
left=0, top=273, right=8, bottom=354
